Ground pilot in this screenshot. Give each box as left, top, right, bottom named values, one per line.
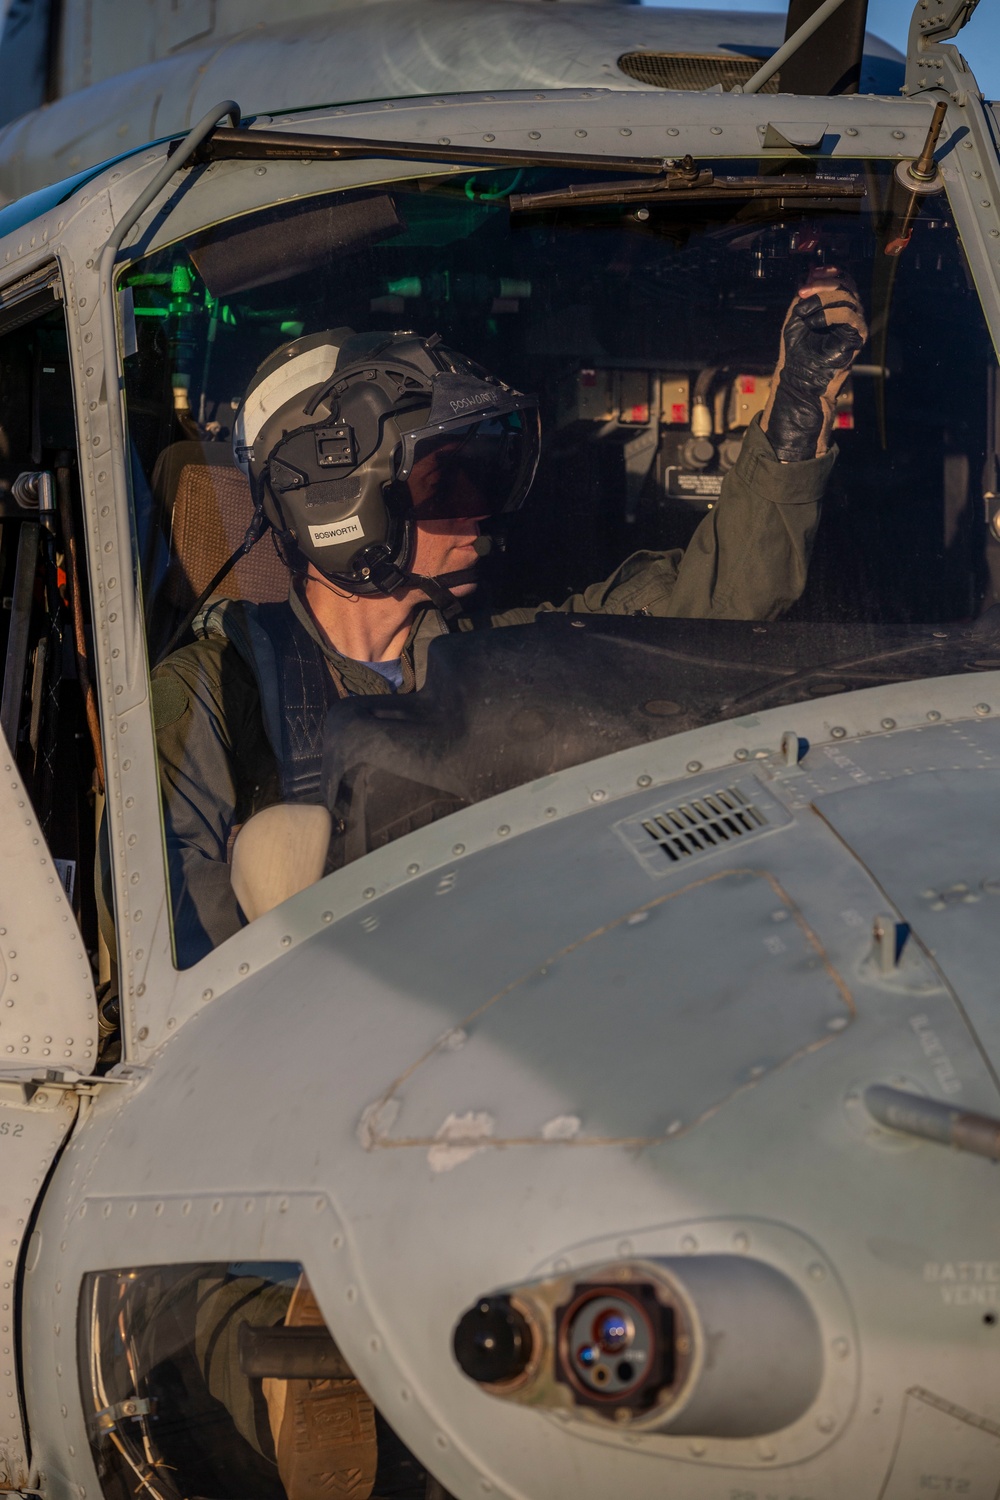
left=152, top=276, right=866, bottom=964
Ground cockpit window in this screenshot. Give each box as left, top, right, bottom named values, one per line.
left=79, top=1263, right=435, bottom=1500
left=118, top=161, right=1000, bottom=967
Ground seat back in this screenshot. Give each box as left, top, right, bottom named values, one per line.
left=156, top=442, right=289, bottom=611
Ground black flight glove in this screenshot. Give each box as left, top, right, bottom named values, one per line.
left=762, top=274, right=868, bottom=463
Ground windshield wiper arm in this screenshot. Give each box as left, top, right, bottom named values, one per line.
left=185, top=125, right=669, bottom=176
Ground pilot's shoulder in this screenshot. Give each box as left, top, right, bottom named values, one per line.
left=151, top=633, right=257, bottom=734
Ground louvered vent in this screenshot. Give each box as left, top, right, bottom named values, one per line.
left=617, top=51, right=780, bottom=94
left=640, top=786, right=767, bottom=863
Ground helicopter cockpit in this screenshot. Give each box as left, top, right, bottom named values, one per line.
left=114, top=158, right=999, bottom=967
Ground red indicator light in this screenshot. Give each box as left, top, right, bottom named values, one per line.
left=629, top=404, right=649, bottom=424
left=740, top=378, right=756, bottom=395
left=834, top=413, right=854, bottom=429
left=670, top=403, right=687, bottom=424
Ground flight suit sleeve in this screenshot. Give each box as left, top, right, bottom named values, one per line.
left=151, top=637, right=277, bottom=967
left=543, top=415, right=836, bottom=621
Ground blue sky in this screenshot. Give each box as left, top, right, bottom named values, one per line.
left=642, top=0, right=1000, bottom=99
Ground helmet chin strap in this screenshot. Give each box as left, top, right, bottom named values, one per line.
left=400, top=534, right=493, bottom=621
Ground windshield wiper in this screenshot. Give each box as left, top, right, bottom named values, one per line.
left=509, top=159, right=866, bottom=213
left=184, top=125, right=669, bottom=176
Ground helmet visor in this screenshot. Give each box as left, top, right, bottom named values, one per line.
left=393, top=406, right=540, bottom=521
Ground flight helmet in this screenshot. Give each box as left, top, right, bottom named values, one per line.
left=234, top=329, right=540, bottom=601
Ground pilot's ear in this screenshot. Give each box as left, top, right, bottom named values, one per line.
left=231, top=803, right=332, bottom=922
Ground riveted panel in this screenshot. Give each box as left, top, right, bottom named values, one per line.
left=0, top=730, right=98, bottom=1071
left=0, top=1083, right=77, bottom=1488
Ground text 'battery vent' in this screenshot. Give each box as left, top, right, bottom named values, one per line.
left=617, top=52, right=781, bottom=93
left=641, top=787, right=767, bottom=863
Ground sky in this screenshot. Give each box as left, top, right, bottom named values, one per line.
left=642, top=0, right=1000, bottom=100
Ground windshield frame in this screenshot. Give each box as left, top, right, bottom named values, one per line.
left=39, top=84, right=999, bottom=1043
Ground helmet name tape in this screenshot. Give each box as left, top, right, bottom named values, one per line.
left=308, top=516, right=366, bottom=547
left=448, top=391, right=497, bottom=415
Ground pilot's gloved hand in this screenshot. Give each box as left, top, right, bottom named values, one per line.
left=762, top=273, right=868, bottom=462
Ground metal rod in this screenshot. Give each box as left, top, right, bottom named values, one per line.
left=907, top=99, right=949, bottom=184
left=55, top=464, right=105, bottom=793
left=865, top=1083, right=1000, bottom=1160
left=97, top=99, right=241, bottom=677
left=734, top=0, right=852, bottom=94
left=237, top=1323, right=355, bottom=1380
left=196, top=126, right=668, bottom=177
left=0, top=523, right=40, bottom=753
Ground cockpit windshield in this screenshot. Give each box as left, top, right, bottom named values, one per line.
left=119, top=160, right=1000, bottom=966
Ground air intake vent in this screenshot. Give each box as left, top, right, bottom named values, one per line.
left=617, top=51, right=780, bottom=93
left=641, top=787, right=766, bottom=862
left=615, top=778, right=786, bottom=879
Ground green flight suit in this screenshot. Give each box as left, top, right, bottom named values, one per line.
left=152, top=416, right=834, bottom=964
